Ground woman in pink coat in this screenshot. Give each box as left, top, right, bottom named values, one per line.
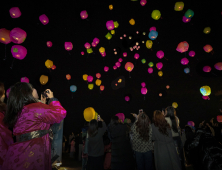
left=0, top=82, right=13, bottom=170
left=2, top=82, right=67, bottom=170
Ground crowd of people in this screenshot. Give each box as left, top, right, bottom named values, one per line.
left=1, top=81, right=222, bottom=170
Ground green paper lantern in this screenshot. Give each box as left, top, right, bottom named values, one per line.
left=141, top=59, right=146, bottom=64
left=148, top=62, right=154, bottom=67
left=114, top=21, right=119, bottom=28
left=87, top=48, right=93, bottom=54
left=105, top=32, right=112, bottom=40
left=184, top=9, right=194, bottom=19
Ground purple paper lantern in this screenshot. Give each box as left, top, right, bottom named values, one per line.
left=118, top=58, right=123, bottom=62
left=115, top=62, right=121, bottom=68
left=84, top=42, right=91, bottom=49
left=64, top=42, right=73, bottom=51
left=101, top=52, right=106, bottom=57
left=39, top=14, right=49, bottom=25
left=149, top=27, right=156, bottom=32
left=182, top=16, right=191, bottom=23
left=181, top=58, right=189, bottom=65
left=10, top=27, right=27, bottom=44
left=189, top=51, right=195, bottom=57
left=140, top=0, right=147, bottom=6
left=203, top=66, right=211, bottom=72
left=134, top=53, right=140, bottom=59
left=156, top=62, right=163, bottom=70
left=106, top=20, right=114, bottom=30
left=123, top=52, right=127, bottom=57
left=47, top=41, right=52, bottom=47
left=156, top=50, right=164, bottom=59
left=148, top=68, right=153, bottom=74
left=141, top=87, right=148, bottom=95
left=141, top=82, right=146, bottom=87
left=93, top=37, right=100, bottom=44
left=113, top=66, right=117, bottom=70
left=125, top=96, right=130, bottom=102
left=214, top=62, right=222, bottom=71
left=87, top=75, right=93, bottom=82
left=9, top=7, right=21, bottom=18
left=80, top=10, right=88, bottom=19
left=11, top=45, right=27, bottom=60
left=20, top=77, right=29, bottom=83
left=104, top=66, right=109, bottom=72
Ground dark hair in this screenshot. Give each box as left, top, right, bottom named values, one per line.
left=165, top=106, right=178, bottom=133
left=0, top=82, right=6, bottom=113
left=88, top=119, right=98, bottom=137
left=111, top=116, right=119, bottom=125
left=153, top=110, right=170, bottom=136
left=135, top=112, right=150, bottom=141
left=3, top=82, right=37, bottom=128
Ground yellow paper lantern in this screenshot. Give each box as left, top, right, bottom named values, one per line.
left=109, top=4, right=113, bottom=10
left=95, top=79, right=102, bottom=86
left=45, top=59, right=53, bottom=69
left=174, top=2, right=184, bottom=11
left=146, top=40, right=153, bottom=49
left=203, top=27, right=211, bottom=34
left=99, top=47, right=105, bottom=53
left=172, top=102, right=178, bottom=108
left=158, top=71, right=163, bottom=77
left=129, top=19, right=135, bottom=25
left=83, top=107, right=95, bottom=122
left=111, top=30, right=115, bottom=35
left=151, top=10, right=161, bottom=20
left=88, top=84, right=94, bottom=90
left=39, top=75, right=48, bottom=85
left=94, top=112, right=98, bottom=119
left=83, top=74, right=88, bottom=81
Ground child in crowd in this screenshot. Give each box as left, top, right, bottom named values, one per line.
left=82, top=136, right=88, bottom=170
left=70, top=137, right=75, bottom=158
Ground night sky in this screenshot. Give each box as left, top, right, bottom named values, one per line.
left=1, top=0, right=222, bottom=135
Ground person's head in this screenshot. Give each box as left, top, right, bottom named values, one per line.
left=0, top=82, right=6, bottom=113
left=165, top=106, right=178, bottom=133
left=32, top=88, right=39, bottom=99
left=135, top=112, right=151, bottom=141
left=111, top=115, right=119, bottom=125
left=153, top=110, right=170, bottom=136
left=88, top=119, right=98, bottom=137
left=3, top=82, right=37, bottom=128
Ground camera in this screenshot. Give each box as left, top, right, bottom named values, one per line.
left=41, top=90, right=49, bottom=98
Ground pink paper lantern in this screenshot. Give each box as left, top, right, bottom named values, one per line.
left=187, top=121, right=195, bottom=127
left=118, top=58, right=123, bottom=62
left=149, top=27, right=156, bottom=32
left=140, top=0, right=147, bottom=6
left=101, top=52, right=106, bottom=57
left=214, top=62, right=222, bottom=71
left=106, top=20, right=114, bottom=30
left=123, top=52, right=127, bottom=57
left=93, top=37, right=100, bottom=44
left=156, top=50, right=164, bottom=59
left=217, top=115, right=222, bottom=122
left=113, top=66, right=117, bottom=70
left=115, top=113, right=125, bottom=123
left=148, top=68, right=153, bottom=74
left=87, top=75, right=93, bottom=82
left=141, top=87, right=148, bottom=95
left=84, top=42, right=91, bottom=49
left=141, top=82, right=146, bottom=87
left=51, top=65, right=56, bottom=70
left=47, top=41, right=52, bottom=47
left=203, top=66, right=211, bottom=72
left=125, top=96, right=130, bottom=101
left=156, top=62, right=163, bottom=70
left=81, top=51, right=84, bottom=55
left=11, top=45, right=27, bottom=60
left=6, top=88, right=11, bottom=98
left=125, top=62, right=134, bottom=72
left=96, top=73, right=101, bottom=79
left=104, top=66, right=109, bottom=72
left=181, top=58, right=189, bottom=65
left=9, top=7, right=21, bottom=18
left=0, top=28, right=11, bottom=44
left=182, top=16, right=191, bottom=23
left=10, top=27, right=27, bottom=44
left=64, top=42, right=73, bottom=51
left=80, top=10, right=88, bottom=19
left=189, top=51, right=195, bottom=57
left=203, top=45, right=213, bottom=53
left=176, top=41, right=189, bottom=53
left=20, top=77, right=29, bottom=83
left=134, top=53, right=140, bottom=59
left=39, top=14, right=49, bottom=25
left=115, top=62, right=121, bottom=67
left=91, top=42, right=96, bottom=47
left=202, top=96, right=209, bottom=100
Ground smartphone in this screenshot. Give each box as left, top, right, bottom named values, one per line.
left=97, top=115, right=100, bottom=121
left=139, top=109, right=143, bottom=114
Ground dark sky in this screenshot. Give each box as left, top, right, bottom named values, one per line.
left=1, top=0, right=222, bottom=135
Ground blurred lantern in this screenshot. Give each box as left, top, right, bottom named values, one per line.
left=184, top=68, right=190, bottom=74
left=113, top=66, right=117, bottom=70
left=203, top=66, right=211, bottom=72
left=105, top=32, right=112, bottom=40
left=87, top=48, right=93, bottom=54
left=84, top=42, right=91, bottom=49
left=156, top=50, right=164, bottom=59
left=87, top=75, right=93, bottom=82
left=95, top=79, right=102, bottom=86
left=123, top=52, right=127, bottom=57
left=156, top=62, right=163, bottom=70
left=114, top=21, right=119, bottom=28
left=125, top=96, right=130, bottom=101
left=174, top=2, right=184, bottom=11
left=100, top=85, right=105, bottom=91
left=51, top=65, right=56, bottom=70
left=217, top=115, right=222, bottom=123
left=188, top=51, right=195, bottom=57
left=93, top=37, right=100, bottom=45
left=83, top=107, right=95, bottom=122
left=83, top=74, right=88, bottom=81
left=148, top=68, right=153, bottom=74
left=172, top=102, right=178, bottom=108
left=99, top=47, right=105, bottom=53
left=81, top=51, right=84, bottom=55
left=158, top=71, right=163, bottom=77
left=115, top=62, right=121, bottom=67
left=106, top=20, right=114, bottom=30
left=39, top=75, right=48, bottom=85
left=181, top=58, right=189, bottom=65
left=118, top=58, right=123, bottom=62
left=104, top=66, right=109, bottom=72
left=10, top=27, right=27, bottom=44
left=149, top=27, right=156, bottom=32
left=70, top=85, right=77, bottom=92
left=109, top=4, right=113, bottom=10
left=159, top=93, right=162, bottom=97
left=6, top=88, right=10, bottom=98
left=176, top=41, right=189, bottom=53
left=148, top=30, right=158, bottom=40
left=141, top=59, right=146, bottom=64
left=80, top=10, right=88, bottom=19
left=0, top=28, right=11, bottom=44
left=47, top=41, right=52, bottom=47
left=187, top=121, right=195, bottom=127
left=39, top=14, right=49, bottom=25
left=20, top=77, right=29, bottom=83
left=141, top=87, right=148, bottom=95
left=91, top=42, right=96, bottom=47
left=146, top=40, right=153, bottom=49
left=203, top=45, right=213, bottom=53
left=9, top=7, right=21, bottom=18
left=202, top=96, right=209, bottom=100
left=148, top=62, right=154, bottom=67
left=214, top=62, right=222, bottom=71
left=111, top=30, right=115, bottom=35
left=134, top=53, right=140, bottom=59
left=203, top=27, right=211, bottom=34
left=182, top=16, right=191, bottom=23
left=200, top=86, right=211, bottom=96
left=45, top=59, right=53, bottom=68
left=185, top=9, right=194, bottom=18
left=66, top=74, right=71, bottom=80
left=88, top=84, right=94, bottom=90
left=140, top=0, right=147, bottom=6
left=64, top=42, right=73, bottom=51
left=141, top=82, right=146, bottom=87
left=96, top=73, right=101, bottom=79
left=166, top=85, right=170, bottom=89
left=129, top=19, right=135, bottom=25
left=151, top=10, right=161, bottom=20
left=125, top=62, right=134, bottom=72
left=11, top=45, right=27, bottom=60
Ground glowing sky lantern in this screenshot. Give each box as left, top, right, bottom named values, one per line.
left=181, top=58, right=189, bottom=65
left=87, top=75, right=93, bottom=83
left=172, top=102, right=178, bottom=108
left=11, top=45, right=27, bottom=60
left=185, top=9, right=194, bottom=18
left=125, top=62, right=134, bottom=72
left=95, top=79, right=102, bottom=86
left=214, top=62, right=222, bottom=71
left=99, top=47, right=105, bottom=53
left=189, top=51, right=195, bottom=57
left=109, top=4, right=113, bottom=10
left=134, top=53, right=140, bottom=59
left=83, top=74, right=88, bottom=81
left=47, top=41, right=52, bottom=47
left=203, top=66, right=211, bottom=72
left=129, top=19, right=135, bottom=25
left=104, top=66, right=109, bottom=72
left=45, top=59, right=53, bottom=68
left=80, top=10, right=88, bottom=19
left=105, top=32, right=112, bottom=40
left=182, top=16, right=191, bottom=23
left=66, top=74, right=71, bottom=80
left=83, top=107, right=95, bottom=122
left=125, top=96, right=130, bottom=101
left=87, top=48, right=93, bottom=54
left=141, top=59, right=146, bottom=64
left=176, top=41, right=189, bottom=53
left=39, top=75, right=48, bottom=85
left=148, top=62, right=154, bottom=67
left=9, top=7, right=21, bottom=18
left=156, top=62, right=163, bottom=70
left=184, top=68, right=190, bottom=74
left=106, top=20, right=114, bottom=30
left=20, top=77, right=29, bottom=83
left=158, top=71, right=163, bottom=77
left=123, top=52, right=127, bottom=57
left=113, top=66, right=117, bottom=70
left=141, top=87, right=148, bottom=95
left=10, top=27, right=27, bottom=44
left=115, top=62, right=121, bottom=68
left=174, top=2, right=184, bottom=11
left=149, top=26, right=156, bottom=32
left=118, top=58, right=123, bottom=62
left=70, top=85, right=77, bottom=92
left=100, top=85, right=105, bottom=91
left=141, top=82, right=146, bottom=87
left=114, top=21, right=119, bottom=28
left=0, top=28, right=11, bottom=44
left=84, top=42, right=91, bottom=49
left=88, top=84, right=94, bottom=90
left=140, top=0, right=147, bottom=6
left=146, top=40, right=153, bottom=49
left=200, top=86, right=211, bottom=96
left=96, top=73, right=101, bottom=79
left=93, top=37, right=100, bottom=45
left=148, top=68, right=153, bottom=74
left=39, top=14, right=49, bottom=25
left=51, top=65, right=56, bottom=70
left=91, top=42, right=96, bottom=47
left=64, top=42, right=73, bottom=51
left=156, top=50, right=164, bottom=59
left=148, top=30, right=158, bottom=40
left=203, top=45, right=213, bottom=53
left=151, top=10, right=161, bottom=20
left=203, top=27, right=211, bottom=34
